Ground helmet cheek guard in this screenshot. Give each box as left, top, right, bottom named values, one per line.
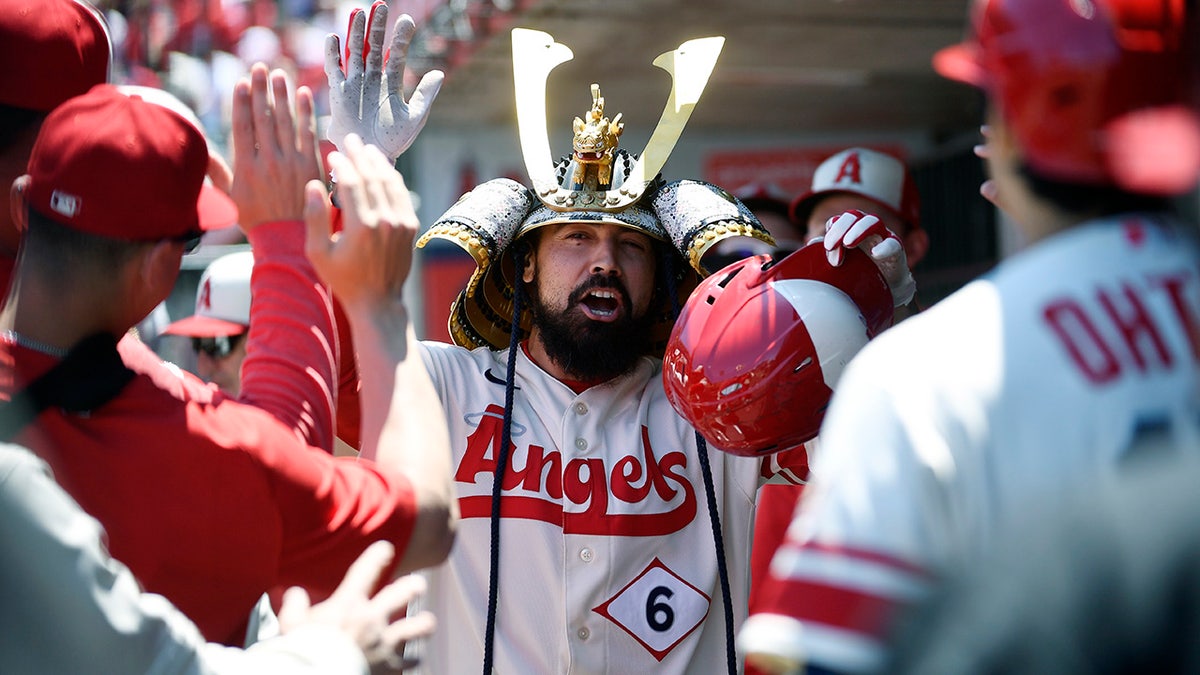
left=663, top=243, right=893, bottom=457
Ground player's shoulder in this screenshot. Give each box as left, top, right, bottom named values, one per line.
left=419, top=339, right=508, bottom=377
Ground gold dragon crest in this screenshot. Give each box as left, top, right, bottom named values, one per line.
left=570, top=84, right=624, bottom=191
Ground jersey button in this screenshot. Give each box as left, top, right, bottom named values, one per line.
left=574, top=402, right=588, bottom=415
left=580, top=547, right=594, bottom=563
left=574, top=437, right=588, bottom=451
left=577, top=627, right=590, bottom=641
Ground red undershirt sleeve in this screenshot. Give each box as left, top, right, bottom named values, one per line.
left=238, top=221, right=337, bottom=453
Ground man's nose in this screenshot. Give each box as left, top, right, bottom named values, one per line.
left=590, top=237, right=622, bottom=276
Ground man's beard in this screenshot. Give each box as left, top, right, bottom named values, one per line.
left=527, top=274, right=656, bottom=381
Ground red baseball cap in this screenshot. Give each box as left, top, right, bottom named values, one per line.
left=117, top=85, right=239, bottom=231
left=25, top=84, right=219, bottom=241
left=0, top=0, right=111, bottom=112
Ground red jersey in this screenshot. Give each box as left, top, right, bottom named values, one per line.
left=0, top=221, right=414, bottom=646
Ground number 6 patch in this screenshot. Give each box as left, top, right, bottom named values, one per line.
left=592, top=557, right=711, bottom=661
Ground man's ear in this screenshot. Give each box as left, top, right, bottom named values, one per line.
left=136, top=240, right=183, bottom=304
left=10, top=175, right=30, bottom=234
left=903, top=228, right=930, bottom=269
left=521, top=246, right=537, bottom=285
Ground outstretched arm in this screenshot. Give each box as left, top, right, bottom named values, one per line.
left=228, top=64, right=338, bottom=452
left=304, top=134, right=456, bottom=572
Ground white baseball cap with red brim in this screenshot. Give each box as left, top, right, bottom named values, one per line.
left=162, top=251, right=253, bottom=337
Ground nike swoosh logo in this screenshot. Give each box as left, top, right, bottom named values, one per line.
left=484, top=368, right=519, bottom=389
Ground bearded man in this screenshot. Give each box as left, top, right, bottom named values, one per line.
left=324, top=5, right=913, bottom=673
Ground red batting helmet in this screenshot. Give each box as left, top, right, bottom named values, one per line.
left=663, top=243, right=893, bottom=457
left=934, top=0, right=1200, bottom=195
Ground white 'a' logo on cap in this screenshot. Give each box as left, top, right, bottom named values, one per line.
left=50, top=190, right=81, bottom=218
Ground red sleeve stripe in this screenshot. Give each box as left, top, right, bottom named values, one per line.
left=753, top=576, right=902, bottom=640
left=739, top=612, right=886, bottom=674
left=778, top=539, right=932, bottom=579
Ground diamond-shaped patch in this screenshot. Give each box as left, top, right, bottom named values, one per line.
left=592, top=557, right=711, bottom=661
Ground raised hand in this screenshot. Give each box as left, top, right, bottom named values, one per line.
left=229, top=64, right=323, bottom=231
left=325, top=2, right=444, bottom=163
left=303, top=134, right=420, bottom=313
left=824, top=209, right=916, bottom=307
left=277, top=541, right=435, bottom=673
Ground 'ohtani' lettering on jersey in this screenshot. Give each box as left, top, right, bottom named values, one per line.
left=1042, top=266, right=1199, bottom=384
left=454, top=403, right=698, bottom=536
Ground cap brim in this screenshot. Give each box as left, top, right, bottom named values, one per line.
left=933, top=42, right=987, bottom=87
left=197, top=182, right=238, bottom=231
left=789, top=190, right=916, bottom=232
left=161, top=314, right=248, bottom=337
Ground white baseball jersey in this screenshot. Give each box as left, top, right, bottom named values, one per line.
left=741, top=215, right=1200, bottom=672
left=412, top=342, right=807, bottom=674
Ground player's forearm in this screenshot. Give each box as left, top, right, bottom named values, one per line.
left=347, top=302, right=456, bottom=572
left=239, top=221, right=337, bottom=452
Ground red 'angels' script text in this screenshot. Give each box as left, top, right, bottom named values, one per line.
left=454, top=404, right=697, bottom=536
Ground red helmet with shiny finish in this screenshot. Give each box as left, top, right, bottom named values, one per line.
left=663, top=244, right=893, bottom=457
left=934, top=0, right=1200, bottom=195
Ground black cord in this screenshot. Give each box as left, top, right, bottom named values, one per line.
left=663, top=250, right=736, bottom=675
left=695, top=430, right=738, bottom=675
left=482, top=247, right=526, bottom=675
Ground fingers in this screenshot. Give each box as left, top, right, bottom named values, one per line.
left=324, top=33, right=346, bottom=87
left=408, top=70, right=445, bottom=120
left=383, top=609, right=436, bottom=646
left=385, top=14, right=418, bottom=86
left=271, top=70, right=296, bottom=154
left=361, top=152, right=392, bottom=215
left=870, top=236, right=902, bottom=260
left=824, top=210, right=894, bottom=266
left=980, top=178, right=999, bottom=205
left=304, top=179, right=333, bottom=262
left=823, top=210, right=862, bottom=266
left=345, top=8, right=367, bottom=82
left=247, top=64, right=277, bottom=155
left=841, top=213, right=884, bottom=248
left=330, top=136, right=368, bottom=218
left=365, top=1, right=388, bottom=89
left=974, top=124, right=992, bottom=160
left=230, top=78, right=254, bottom=164
left=373, top=574, right=428, bottom=618
left=296, top=86, right=318, bottom=167
left=276, top=586, right=313, bottom=630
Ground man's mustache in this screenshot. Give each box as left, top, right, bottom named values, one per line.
left=568, top=275, right=633, bottom=310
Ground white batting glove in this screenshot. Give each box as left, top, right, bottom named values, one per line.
left=824, top=209, right=916, bottom=307
left=324, top=2, right=444, bottom=164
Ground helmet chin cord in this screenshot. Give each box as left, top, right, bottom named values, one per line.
left=483, top=244, right=528, bottom=675
left=694, top=431, right=738, bottom=675
left=664, top=250, right=736, bottom=675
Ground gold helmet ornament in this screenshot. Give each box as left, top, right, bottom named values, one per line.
left=417, top=28, right=775, bottom=353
